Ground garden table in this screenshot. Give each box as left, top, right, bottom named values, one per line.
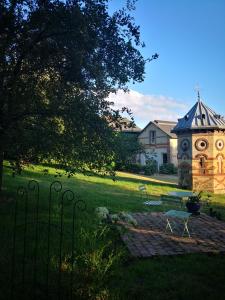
left=164, top=209, right=192, bottom=237
left=167, top=191, right=196, bottom=206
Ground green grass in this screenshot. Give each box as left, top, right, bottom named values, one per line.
left=1, top=162, right=225, bottom=300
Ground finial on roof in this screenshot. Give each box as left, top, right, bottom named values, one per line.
left=197, top=90, right=200, bottom=102
left=194, top=84, right=201, bottom=102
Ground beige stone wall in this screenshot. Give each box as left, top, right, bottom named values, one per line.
left=177, top=130, right=225, bottom=194
left=191, top=131, right=225, bottom=193
left=138, top=123, right=169, bottom=147
left=138, top=123, right=171, bottom=167
left=176, top=133, right=192, bottom=188
left=169, top=138, right=178, bottom=166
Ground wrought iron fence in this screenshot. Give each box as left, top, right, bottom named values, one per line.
left=7, top=180, right=86, bottom=300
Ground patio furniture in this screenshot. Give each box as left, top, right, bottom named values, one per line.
left=138, top=184, right=149, bottom=200
left=164, top=209, right=192, bottom=237
left=144, top=200, right=162, bottom=206
left=167, top=191, right=196, bottom=206
left=161, top=191, right=196, bottom=210
left=160, top=194, right=184, bottom=209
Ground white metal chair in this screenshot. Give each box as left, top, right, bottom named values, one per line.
left=138, top=184, right=149, bottom=201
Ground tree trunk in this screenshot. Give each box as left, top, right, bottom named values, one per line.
left=0, top=150, right=4, bottom=193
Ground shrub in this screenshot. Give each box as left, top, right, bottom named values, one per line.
left=123, top=163, right=143, bottom=174
left=159, top=163, right=177, bottom=175
left=143, top=159, right=158, bottom=175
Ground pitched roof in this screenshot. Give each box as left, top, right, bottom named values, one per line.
left=140, top=120, right=177, bottom=138
left=172, top=99, right=225, bottom=133
left=120, top=117, right=141, bottom=132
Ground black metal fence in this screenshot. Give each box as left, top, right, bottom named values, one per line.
left=7, top=180, right=86, bottom=300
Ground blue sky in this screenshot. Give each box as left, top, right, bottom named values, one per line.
left=108, top=0, right=225, bottom=128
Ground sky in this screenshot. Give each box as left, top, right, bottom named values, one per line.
left=107, top=0, right=225, bottom=128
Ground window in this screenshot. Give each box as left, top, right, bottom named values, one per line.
left=195, top=138, right=208, bottom=151
left=199, top=156, right=206, bottom=175
left=218, top=155, right=223, bottom=174
left=162, top=153, right=168, bottom=164
left=149, top=130, right=156, bottom=144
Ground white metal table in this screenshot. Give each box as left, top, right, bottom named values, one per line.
left=164, top=209, right=192, bottom=237
left=167, top=191, right=196, bottom=207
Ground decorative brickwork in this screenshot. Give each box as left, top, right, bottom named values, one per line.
left=172, top=99, right=225, bottom=194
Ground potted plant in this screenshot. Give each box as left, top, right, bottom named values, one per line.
left=186, top=191, right=202, bottom=215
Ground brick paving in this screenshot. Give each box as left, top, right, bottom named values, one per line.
left=120, top=212, right=225, bottom=257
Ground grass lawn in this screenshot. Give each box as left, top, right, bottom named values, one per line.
left=1, top=162, right=225, bottom=300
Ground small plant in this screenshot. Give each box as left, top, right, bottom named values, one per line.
left=95, top=207, right=138, bottom=227
left=95, top=207, right=109, bottom=221
left=186, top=191, right=202, bottom=214
left=143, top=159, right=158, bottom=175
left=187, top=191, right=202, bottom=203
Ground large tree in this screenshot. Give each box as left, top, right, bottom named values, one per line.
left=0, top=0, right=157, bottom=190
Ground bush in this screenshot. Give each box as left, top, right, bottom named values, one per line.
left=159, top=163, right=177, bottom=175
left=122, top=163, right=143, bottom=174
left=143, top=159, right=158, bottom=175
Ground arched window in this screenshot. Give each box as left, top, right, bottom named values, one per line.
left=218, top=155, right=223, bottom=174
left=199, top=156, right=206, bottom=175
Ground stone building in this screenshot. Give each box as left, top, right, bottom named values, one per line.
left=137, top=120, right=178, bottom=169
left=172, top=94, right=225, bottom=194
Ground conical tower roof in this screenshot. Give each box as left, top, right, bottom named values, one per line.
left=172, top=98, right=225, bottom=133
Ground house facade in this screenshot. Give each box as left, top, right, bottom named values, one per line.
left=137, top=120, right=178, bottom=169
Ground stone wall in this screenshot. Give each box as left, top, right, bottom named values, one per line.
left=177, top=130, right=225, bottom=194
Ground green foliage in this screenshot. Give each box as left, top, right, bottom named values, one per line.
left=159, top=163, right=177, bottom=175
left=121, top=162, right=143, bottom=173
left=117, top=156, right=157, bottom=176
left=0, top=0, right=158, bottom=189
left=114, top=132, right=144, bottom=171
left=1, top=163, right=225, bottom=299
left=143, top=159, right=158, bottom=175
left=95, top=206, right=138, bottom=226
left=187, top=191, right=203, bottom=203
left=73, top=226, right=123, bottom=300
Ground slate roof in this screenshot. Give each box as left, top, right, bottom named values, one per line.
left=172, top=99, right=225, bottom=133
left=140, top=120, right=177, bottom=138
left=154, top=120, right=177, bottom=138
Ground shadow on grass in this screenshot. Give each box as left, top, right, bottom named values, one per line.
left=3, top=166, right=178, bottom=195
left=114, top=173, right=178, bottom=187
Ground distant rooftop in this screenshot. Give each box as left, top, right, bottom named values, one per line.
left=121, top=117, right=141, bottom=133
left=113, top=117, right=141, bottom=133
left=140, top=119, right=177, bottom=138
left=172, top=98, right=225, bottom=133
left=153, top=120, right=177, bottom=138
left=154, top=120, right=177, bottom=125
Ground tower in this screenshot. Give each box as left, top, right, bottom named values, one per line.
left=172, top=95, right=225, bottom=194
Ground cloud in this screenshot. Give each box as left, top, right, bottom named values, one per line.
left=108, top=89, right=188, bottom=128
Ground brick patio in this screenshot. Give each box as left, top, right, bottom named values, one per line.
left=120, top=212, right=225, bottom=257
